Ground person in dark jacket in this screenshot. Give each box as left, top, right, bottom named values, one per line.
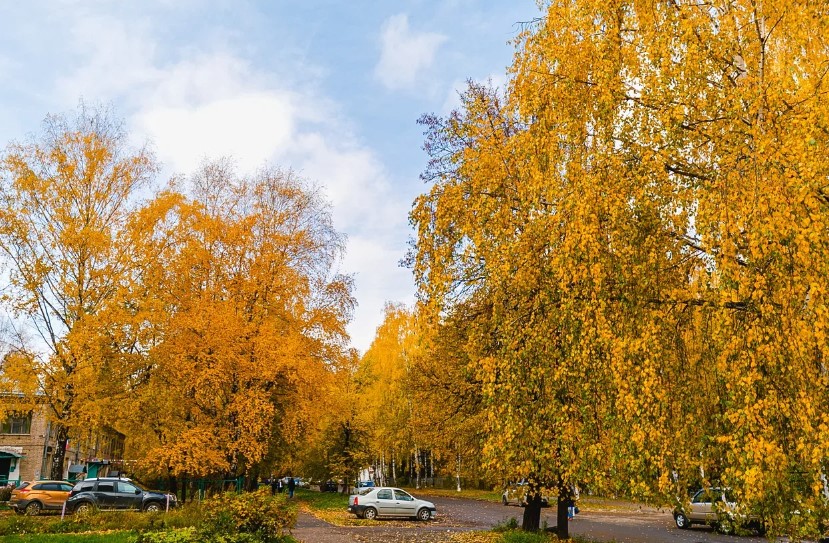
left=287, top=476, right=296, bottom=498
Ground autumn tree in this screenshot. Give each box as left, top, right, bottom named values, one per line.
left=0, top=104, right=157, bottom=479
left=118, top=160, right=355, bottom=486
left=412, top=1, right=829, bottom=538
left=356, top=304, right=421, bottom=486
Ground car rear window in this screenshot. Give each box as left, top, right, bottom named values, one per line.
left=16, top=482, right=29, bottom=490
left=31, top=483, right=44, bottom=490
left=356, top=488, right=374, bottom=496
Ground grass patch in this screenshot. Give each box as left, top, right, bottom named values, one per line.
left=293, top=488, right=348, bottom=511
left=0, top=502, right=204, bottom=536
left=0, top=532, right=136, bottom=543
left=412, top=487, right=503, bottom=503
left=497, top=532, right=556, bottom=543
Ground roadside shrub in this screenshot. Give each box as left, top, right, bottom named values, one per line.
left=199, top=488, right=296, bottom=542
left=0, top=486, right=13, bottom=502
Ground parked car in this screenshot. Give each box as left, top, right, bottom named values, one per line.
left=348, top=486, right=436, bottom=521
left=66, top=477, right=177, bottom=513
left=9, top=480, right=74, bottom=515
left=357, top=480, right=375, bottom=488
left=320, top=480, right=338, bottom=492
left=674, top=487, right=765, bottom=535
left=501, top=480, right=549, bottom=507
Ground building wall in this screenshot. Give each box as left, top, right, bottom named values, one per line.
left=0, top=408, right=49, bottom=482
left=0, top=406, right=125, bottom=483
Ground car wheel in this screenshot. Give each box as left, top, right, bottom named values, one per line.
left=502, top=496, right=508, bottom=506
left=417, top=508, right=432, bottom=521
left=24, top=501, right=42, bottom=516
left=75, top=502, right=95, bottom=514
left=363, top=507, right=377, bottom=520
left=144, top=502, right=163, bottom=512
left=674, top=512, right=690, bottom=529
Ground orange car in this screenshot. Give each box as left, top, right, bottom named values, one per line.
left=9, top=480, right=74, bottom=515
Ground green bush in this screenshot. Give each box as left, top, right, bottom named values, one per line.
left=132, top=527, right=197, bottom=543
left=199, top=488, right=296, bottom=543
left=0, top=486, right=13, bottom=502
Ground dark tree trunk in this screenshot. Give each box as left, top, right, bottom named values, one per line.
left=556, top=491, right=570, bottom=539
left=50, top=424, right=69, bottom=480
left=168, top=475, right=178, bottom=502
left=181, top=474, right=188, bottom=504
left=522, top=492, right=543, bottom=531
left=247, top=467, right=260, bottom=491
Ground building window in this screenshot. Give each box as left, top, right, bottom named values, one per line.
left=1, top=413, right=31, bottom=434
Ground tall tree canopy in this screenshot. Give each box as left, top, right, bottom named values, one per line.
left=411, top=1, right=829, bottom=537
left=0, top=108, right=355, bottom=486
left=119, top=160, right=355, bottom=482
left=0, top=104, right=157, bottom=478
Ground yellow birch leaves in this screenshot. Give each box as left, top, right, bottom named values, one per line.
left=411, top=1, right=829, bottom=536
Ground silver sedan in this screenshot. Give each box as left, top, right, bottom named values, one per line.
left=348, top=487, right=437, bottom=521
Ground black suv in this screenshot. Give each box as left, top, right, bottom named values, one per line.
left=66, top=477, right=177, bottom=513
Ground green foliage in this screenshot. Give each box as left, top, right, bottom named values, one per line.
left=199, top=489, right=296, bottom=543
left=0, top=533, right=138, bottom=543
left=0, top=502, right=202, bottom=536
left=294, top=488, right=348, bottom=511
left=131, top=528, right=196, bottom=543
left=496, top=532, right=554, bottom=543
left=492, top=517, right=519, bottom=532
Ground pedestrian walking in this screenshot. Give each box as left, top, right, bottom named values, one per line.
left=287, top=476, right=296, bottom=498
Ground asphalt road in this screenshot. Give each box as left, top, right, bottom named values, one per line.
left=433, top=495, right=778, bottom=543
left=294, top=493, right=786, bottom=543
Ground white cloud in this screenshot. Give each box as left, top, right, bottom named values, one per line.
left=50, top=9, right=415, bottom=353
left=342, top=236, right=415, bottom=352
left=374, top=13, right=447, bottom=91
left=135, top=92, right=295, bottom=175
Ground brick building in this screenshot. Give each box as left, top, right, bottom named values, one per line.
left=0, top=406, right=125, bottom=484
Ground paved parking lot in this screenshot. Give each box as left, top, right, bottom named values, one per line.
left=293, top=494, right=783, bottom=543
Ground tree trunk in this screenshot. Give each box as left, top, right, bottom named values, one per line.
left=455, top=452, right=462, bottom=491
left=556, top=492, right=570, bottom=539
left=522, top=492, right=543, bottom=532
left=50, top=424, right=69, bottom=480
left=169, top=475, right=179, bottom=502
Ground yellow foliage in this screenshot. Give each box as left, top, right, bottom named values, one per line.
left=411, top=1, right=829, bottom=537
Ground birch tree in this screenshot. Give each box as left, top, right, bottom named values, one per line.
left=0, top=104, right=157, bottom=479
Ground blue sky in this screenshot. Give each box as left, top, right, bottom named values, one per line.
left=0, top=0, right=538, bottom=353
